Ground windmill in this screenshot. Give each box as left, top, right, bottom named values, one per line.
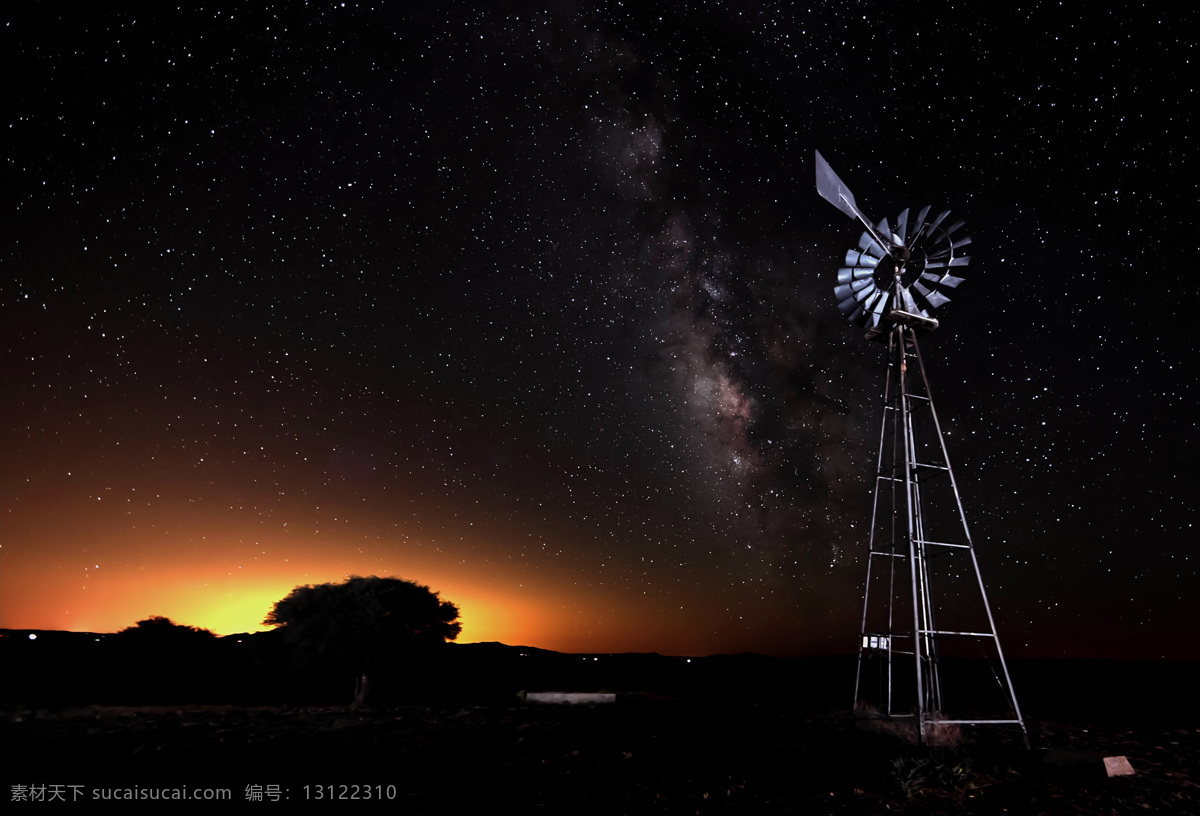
left=815, top=150, right=1027, bottom=744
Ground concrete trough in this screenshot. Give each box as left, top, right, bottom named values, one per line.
left=525, top=692, right=617, bottom=705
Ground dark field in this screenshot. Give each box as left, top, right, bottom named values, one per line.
left=3, top=636, right=1198, bottom=814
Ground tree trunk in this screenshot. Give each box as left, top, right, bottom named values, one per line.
left=354, top=672, right=374, bottom=706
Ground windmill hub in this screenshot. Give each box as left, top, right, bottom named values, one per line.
left=873, top=251, right=924, bottom=290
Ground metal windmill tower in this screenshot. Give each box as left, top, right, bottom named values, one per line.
left=815, top=151, right=1026, bottom=744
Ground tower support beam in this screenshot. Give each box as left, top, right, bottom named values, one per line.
left=853, top=321, right=1026, bottom=744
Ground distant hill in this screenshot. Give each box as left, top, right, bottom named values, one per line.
left=2, top=629, right=1197, bottom=723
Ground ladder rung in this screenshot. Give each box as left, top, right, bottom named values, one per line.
left=869, top=551, right=908, bottom=558
left=914, top=540, right=970, bottom=549
left=918, top=630, right=995, bottom=638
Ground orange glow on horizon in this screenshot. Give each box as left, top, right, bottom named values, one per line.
left=0, top=548, right=729, bottom=654
left=0, top=457, right=803, bottom=657
left=1, top=532, right=594, bottom=649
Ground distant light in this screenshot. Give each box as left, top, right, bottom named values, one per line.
left=28, top=633, right=37, bottom=641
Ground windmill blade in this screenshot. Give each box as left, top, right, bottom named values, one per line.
left=857, top=231, right=887, bottom=259
left=853, top=284, right=877, bottom=304
left=836, top=267, right=875, bottom=285
left=911, top=280, right=951, bottom=314
left=834, top=278, right=874, bottom=301
left=815, top=150, right=862, bottom=221
left=840, top=284, right=879, bottom=322
left=895, top=208, right=910, bottom=244
left=951, top=235, right=972, bottom=250
left=946, top=220, right=966, bottom=236
left=876, top=217, right=903, bottom=250
left=899, top=287, right=927, bottom=317
left=909, top=287, right=940, bottom=317
left=920, top=272, right=967, bottom=289
left=844, top=249, right=880, bottom=267
left=928, top=209, right=952, bottom=232
left=861, top=296, right=881, bottom=326
left=835, top=277, right=879, bottom=305
left=837, top=295, right=862, bottom=315
left=925, top=233, right=955, bottom=259
left=839, top=280, right=881, bottom=317
left=922, top=289, right=951, bottom=309
left=868, top=290, right=890, bottom=321
left=911, top=205, right=931, bottom=238
left=926, top=256, right=971, bottom=269
left=906, top=209, right=932, bottom=254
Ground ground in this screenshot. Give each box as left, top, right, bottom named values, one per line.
left=3, top=700, right=1197, bottom=814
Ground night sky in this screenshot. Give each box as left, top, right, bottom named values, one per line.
left=3, top=2, right=1194, bottom=659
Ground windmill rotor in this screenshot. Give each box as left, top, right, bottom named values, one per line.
left=816, top=150, right=970, bottom=340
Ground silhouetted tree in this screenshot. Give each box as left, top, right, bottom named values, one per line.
left=108, top=617, right=219, bottom=702
left=264, top=575, right=461, bottom=705
left=115, top=616, right=216, bottom=645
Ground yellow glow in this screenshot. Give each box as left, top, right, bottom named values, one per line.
left=0, top=536, right=576, bottom=646
left=0, top=492, right=634, bottom=650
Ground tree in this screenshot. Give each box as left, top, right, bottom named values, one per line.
left=110, top=617, right=219, bottom=702
left=264, top=575, right=461, bottom=705
left=115, top=616, right=216, bottom=644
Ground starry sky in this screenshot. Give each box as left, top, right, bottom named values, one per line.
left=2, top=1, right=1194, bottom=659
